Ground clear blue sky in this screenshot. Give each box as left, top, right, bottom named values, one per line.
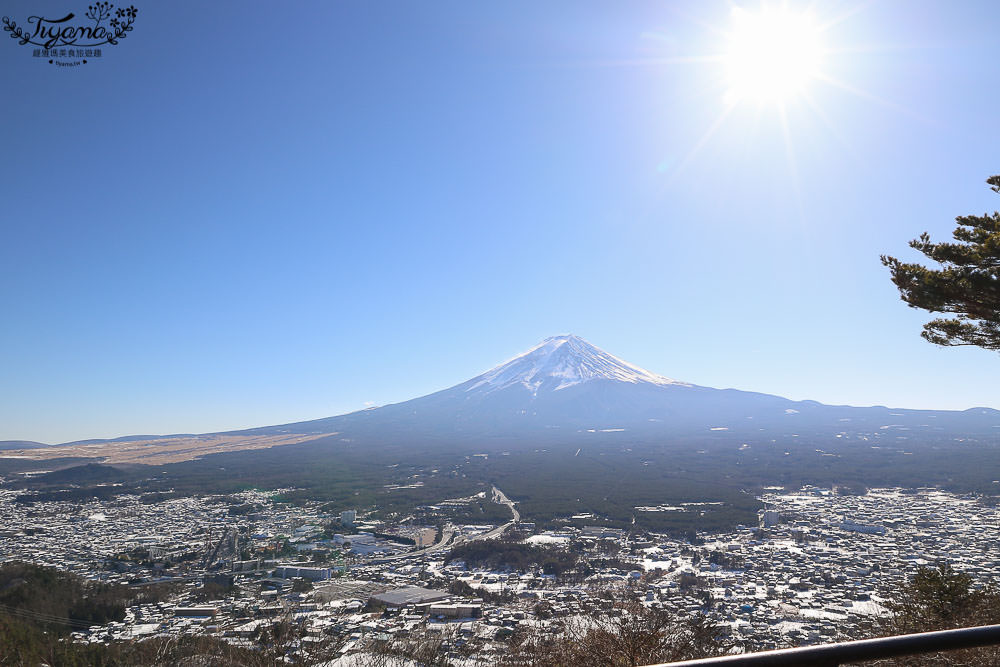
left=3, top=1, right=999, bottom=443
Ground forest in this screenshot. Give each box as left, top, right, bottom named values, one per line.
left=7, top=428, right=1000, bottom=536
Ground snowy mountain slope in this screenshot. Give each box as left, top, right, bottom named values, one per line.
left=466, top=335, right=687, bottom=395
left=237, top=335, right=1000, bottom=444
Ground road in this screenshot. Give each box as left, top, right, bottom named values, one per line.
left=371, top=485, right=519, bottom=563
left=137, top=487, right=522, bottom=577
left=483, top=485, right=519, bottom=535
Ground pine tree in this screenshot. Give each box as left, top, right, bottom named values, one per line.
left=882, top=175, right=1000, bottom=350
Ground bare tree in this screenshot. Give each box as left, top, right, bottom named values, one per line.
left=498, top=601, right=728, bottom=667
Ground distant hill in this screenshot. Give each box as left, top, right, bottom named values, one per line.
left=58, top=433, right=195, bottom=447
left=0, top=440, right=49, bottom=450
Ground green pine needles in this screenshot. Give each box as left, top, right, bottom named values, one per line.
left=882, top=175, right=1000, bottom=350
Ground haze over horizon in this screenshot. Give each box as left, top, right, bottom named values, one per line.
left=4, top=1, right=1000, bottom=443
left=10, top=333, right=1000, bottom=446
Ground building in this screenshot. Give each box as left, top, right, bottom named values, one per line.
left=840, top=520, right=886, bottom=535
left=429, top=602, right=482, bottom=618
left=580, top=526, right=624, bottom=540
left=340, top=532, right=395, bottom=555
left=174, top=607, right=218, bottom=617
left=370, top=586, right=450, bottom=607
left=761, top=510, right=780, bottom=528
left=273, top=565, right=333, bottom=581
left=341, top=510, right=356, bottom=527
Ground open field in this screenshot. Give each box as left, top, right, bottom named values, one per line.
left=0, top=433, right=335, bottom=465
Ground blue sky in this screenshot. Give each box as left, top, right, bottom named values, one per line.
left=3, top=1, right=999, bottom=443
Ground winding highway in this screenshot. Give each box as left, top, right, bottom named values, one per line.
left=133, top=487, right=521, bottom=580
left=371, top=485, right=518, bottom=563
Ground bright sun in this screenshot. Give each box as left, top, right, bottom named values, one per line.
left=723, top=6, right=824, bottom=106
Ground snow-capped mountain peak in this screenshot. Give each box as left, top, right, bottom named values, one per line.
left=466, top=334, right=687, bottom=396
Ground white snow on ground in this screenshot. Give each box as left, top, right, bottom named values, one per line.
left=525, top=534, right=570, bottom=545
left=466, top=334, right=688, bottom=396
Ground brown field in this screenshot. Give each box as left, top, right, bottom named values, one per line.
left=0, top=433, right=335, bottom=465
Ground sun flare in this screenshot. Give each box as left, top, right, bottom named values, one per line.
left=723, top=6, right=824, bottom=106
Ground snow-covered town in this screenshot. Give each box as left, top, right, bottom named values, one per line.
left=2, top=483, right=999, bottom=662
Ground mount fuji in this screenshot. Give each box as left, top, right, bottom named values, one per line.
left=242, top=335, right=1000, bottom=445
left=11, top=335, right=1000, bottom=529
left=464, top=335, right=687, bottom=396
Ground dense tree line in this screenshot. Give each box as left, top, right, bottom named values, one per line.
left=860, top=563, right=1000, bottom=665
left=500, top=602, right=729, bottom=666
left=446, top=540, right=578, bottom=576
left=0, top=616, right=344, bottom=667
left=0, top=562, right=171, bottom=632
left=0, top=563, right=344, bottom=666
